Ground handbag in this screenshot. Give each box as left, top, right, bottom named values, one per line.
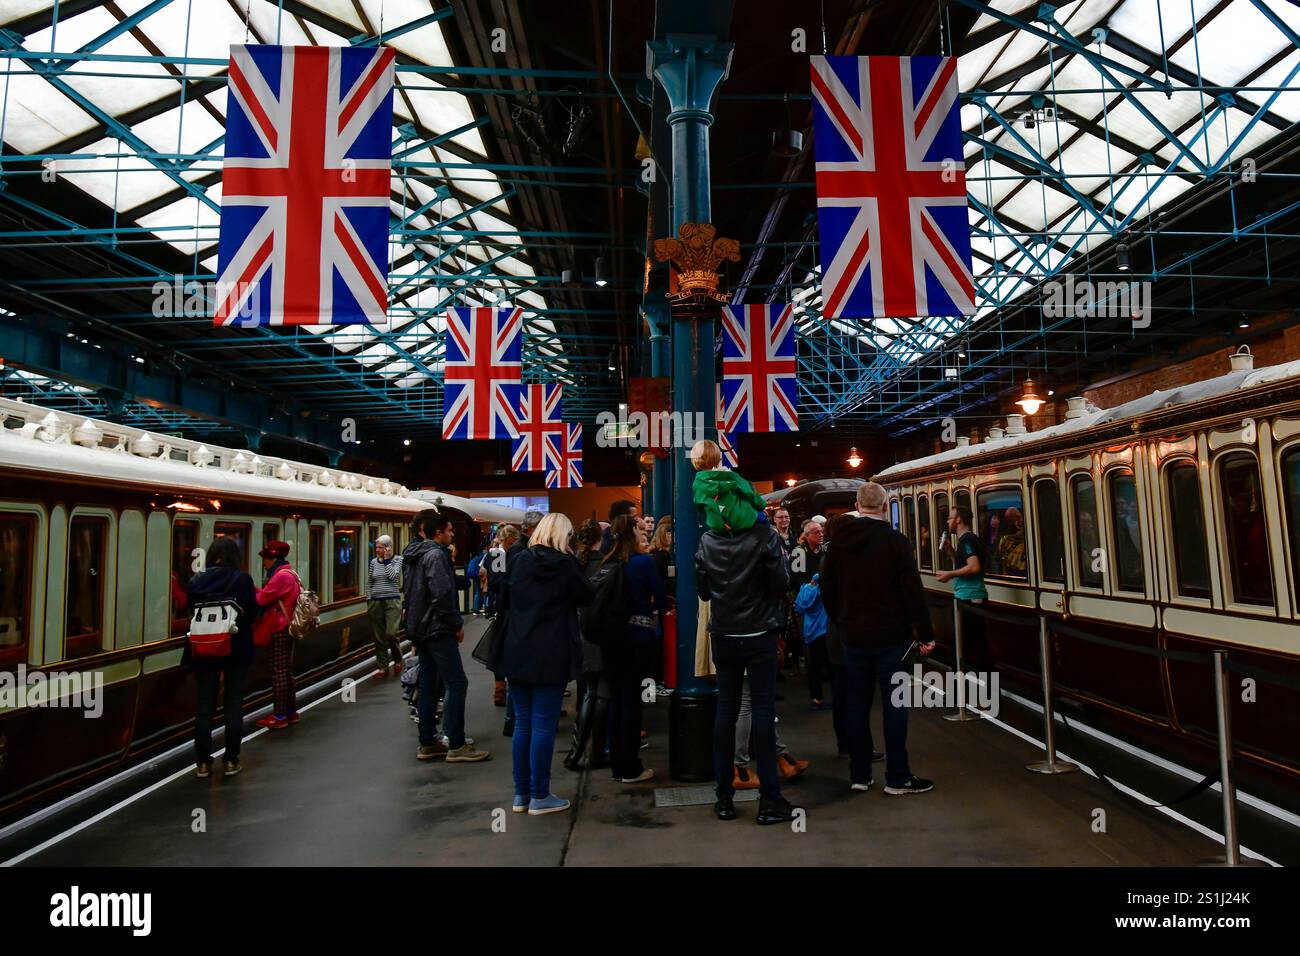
left=471, top=613, right=506, bottom=668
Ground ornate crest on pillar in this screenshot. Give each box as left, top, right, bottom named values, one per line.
left=653, top=222, right=740, bottom=306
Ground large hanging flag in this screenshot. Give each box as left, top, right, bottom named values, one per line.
left=545, top=423, right=583, bottom=489
left=443, top=306, right=523, bottom=440
left=214, top=44, right=396, bottom=326
left=715, top=384, right=738, bottom=468
left=721, top=303, right=798, bottom=433
left=511, top=383, right=565, bottom=472
left=809, top=55, right=974, bottom=320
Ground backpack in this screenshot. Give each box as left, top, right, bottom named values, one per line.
left=579, top=560, right=627, bottom=647
left=277, top=570, right=320, bottom=641
left=187, top=599, right=240, bottom=658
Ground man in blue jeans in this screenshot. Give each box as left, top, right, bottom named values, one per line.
left=697, top=516, right=801, bottom=825
left=821, top=482, right=934, bottom=795
left=402, top=510, right=490, bottom=764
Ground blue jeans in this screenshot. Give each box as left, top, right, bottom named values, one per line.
left=509, top=681, right=564, bottom=799
left=843, top=642, right=910, bottom=787
left=713, top=632, right=781, bottom=802
left=417, top=633, right=468, bottom=748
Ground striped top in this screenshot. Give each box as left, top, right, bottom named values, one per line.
left=368, top=556, right=403, bottom=600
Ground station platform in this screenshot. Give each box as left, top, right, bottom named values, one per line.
left=7, top=618, right=1280, bottom=868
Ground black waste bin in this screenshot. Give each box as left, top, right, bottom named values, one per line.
left=669, top=691, right=716, bottom=782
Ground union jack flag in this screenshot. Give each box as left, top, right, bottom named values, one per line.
left=809, top=55, right=974, bottom=320
left=715, top=385, right=738, bottom=468
left=511, top=383, right=564, bottom=472
left=214, top=45, right=396, bottom=326
left=545, top=423, right=583, bottom=489
left=721, top=304, right=798, bottom=433
left=442, top=307, right=523, bottom=441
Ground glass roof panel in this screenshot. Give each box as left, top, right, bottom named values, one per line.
left=0, top=61, right=99, bottom=152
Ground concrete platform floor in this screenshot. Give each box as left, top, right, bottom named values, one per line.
left=21, top=617, right=1227, bottom=866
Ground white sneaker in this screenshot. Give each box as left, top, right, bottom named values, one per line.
left=850, top=780, right=873, bottom=792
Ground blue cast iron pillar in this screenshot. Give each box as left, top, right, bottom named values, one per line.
left=643, top=297, right=674, bottom=522
left=649, top=34, right=732, bottom=713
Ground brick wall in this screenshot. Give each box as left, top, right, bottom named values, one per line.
left=1082, top=317, right=1300, bottom=409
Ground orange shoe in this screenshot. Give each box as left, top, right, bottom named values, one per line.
left=778, top=753, right=810, bottom=779
left=733, top=765, right=761, bottom=790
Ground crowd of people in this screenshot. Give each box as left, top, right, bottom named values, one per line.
left=182, top=452, right=961, bottom=826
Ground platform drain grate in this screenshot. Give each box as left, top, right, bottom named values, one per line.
left=653, top=786, right=760, bottom=808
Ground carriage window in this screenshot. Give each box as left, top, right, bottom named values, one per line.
left=213, top=522, right=251, bottom=571
left=1283, top=448, right=1300, bottom=610
left=977, top=487, right=1026, bottom=579
left=933, top=493, right=951, bottom=571
left=954, top=489, right=972, bottom=527
left=1217, top=453, right=1273, bottom=606
left=1166, top=462, right=1210, bottom=599
left=1108, top=471, right=1145, bottom=592
left=1072, top=476, right=1103, bottom=588
left=333, top=526, right=360, bottom=601
left=171, top=519, right=200, bottom=636
left=916, top=495, right=932, bottom=568
left=309, top=525, right=325, bottom=596
left=889, top=499, right=900, bottom=531
left=65, top=515, right=107, bottom=659
left=0, top=515, right=34, bottom=667
left=902, top=497, right=916, bottom=548
left=368, top=524, right=380, bottom=555
left=262, top=522, right=281, bottom=549
left=1034, top=479, right=1065, bottom=584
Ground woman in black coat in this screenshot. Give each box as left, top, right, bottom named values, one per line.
left=184, top=536, right=258, bottom=778
left=498, top=513, right=595, bottom=815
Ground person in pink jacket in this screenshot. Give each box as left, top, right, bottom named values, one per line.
left=255, top=540, right=302, bottom=729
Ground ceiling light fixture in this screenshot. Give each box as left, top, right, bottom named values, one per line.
left=1116, top=240, right=1131, bottom=272
left=1016, top=377, right=1046, bottom=416
left=594, top=256, right=608, bottom=287
left=846, top=446, right=863, bottom=469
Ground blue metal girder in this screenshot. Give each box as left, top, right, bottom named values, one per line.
left=0, top=31, right=220, bottom=214
left=967, top=125, right=1117, bottom=236
left=352, top=7, right=454, bottom=47
left=46, top=0, right=182, bottom=75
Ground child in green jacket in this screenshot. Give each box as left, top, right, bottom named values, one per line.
left=690, top=439, right=770, bottom=535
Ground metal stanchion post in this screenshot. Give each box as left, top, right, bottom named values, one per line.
left=1027, top=615, right=1078, bottom=774
left=1200, top=649, right=1270, bottom=866
left=944, top=598, right=981, bottom=722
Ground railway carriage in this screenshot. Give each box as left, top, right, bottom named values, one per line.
left=0, top=399, right=515, bottom=823
left=876, top=355, right=1300, bottom=802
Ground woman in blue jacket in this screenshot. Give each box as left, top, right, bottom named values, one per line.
left=184, top=536, right=258, bottom=778
left=603, top=515, right=668, bottom=785
left=795, top=573, right=831, bottom=709
left=498, top=513, right=595, bottom=815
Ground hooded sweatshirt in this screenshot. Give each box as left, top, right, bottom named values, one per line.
left=498, top=545, right=595, bottom=685
left=692, top=468, right=768, bottom=535
left=402, top=537, right=462, bottom=643
left=820, top=515, right=934, bottom=649
left=185, top=564, right=258, bottom=669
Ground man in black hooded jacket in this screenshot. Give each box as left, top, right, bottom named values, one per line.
left=821, top=482, right=934, bottom=796
left=403, top=510, right=489, bottom=764
left=697, top=519, right=801, bottom=825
